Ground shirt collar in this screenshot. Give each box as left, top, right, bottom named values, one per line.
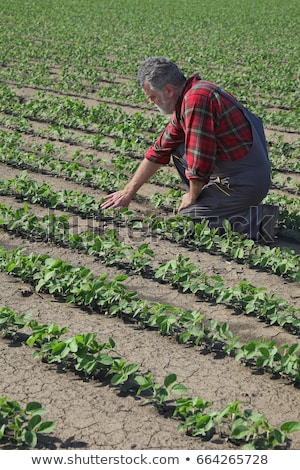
left=176, top=74, right=202, bottom=110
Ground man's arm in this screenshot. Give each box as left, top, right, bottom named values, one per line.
left=101, top=158, right=162, bottom=209
left=177, top=178, right=205, bottom=212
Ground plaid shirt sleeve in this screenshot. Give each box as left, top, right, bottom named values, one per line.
left=144, top=117, right=184, bottom=165
left=145, top=79, right=252, bottom=183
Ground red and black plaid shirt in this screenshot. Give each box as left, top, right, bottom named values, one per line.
left=145, top=75, right=253, bottom=183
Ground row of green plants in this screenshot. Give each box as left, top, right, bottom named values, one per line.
left=0, top=85, right=164, bottom=142
left=1, top=202, right=300, bottom=328
left=1, top=113, right=299, bottom=230
left=4, top=125, right=297, bottom=218
left=0, top=85, right=299, bottom=182
left=142, top=213, right=300, bottom=278
left=0, top=246, right=299, bottom=381
left=0, top=125, right=299, bottom=235
left=0, top=169, right=299, bottom=281
left=0, top=110, right=112, bottom=151
left=4, top=111, right=298, bottom=202
left=1, top=122, right=299, bottom=195
left=0, top=126, right=175, bottom=188
left=0, top=138, right=298, bottom=240
left=0, top=130, right=129, bottom=192
left=154, top=253, right=300, bottom=334
left=1, top=204, right=300, bottom=327
left=1, top=306, right=300, bottom=449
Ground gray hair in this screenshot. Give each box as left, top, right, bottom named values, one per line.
left=137, top=56, right=186, bottom=91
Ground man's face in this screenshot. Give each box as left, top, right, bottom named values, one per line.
left=143, top=81, right=176, bottom=115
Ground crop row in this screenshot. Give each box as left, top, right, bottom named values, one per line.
left=1, top=176, right=299, bottom=282
left=0, top=245, right=299, bottom=381
left=1, top=305, right=300, bottom=450
left=0, top=126, right=299, bottom=232
left=0, top=85, right=165, bottom=143
left=1, top=118, right=300, bottom=220
left=5, top=202, right=300, bottom=334
left=0, top=85, right=299, bottom=173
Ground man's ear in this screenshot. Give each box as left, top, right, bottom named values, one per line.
left=164, top=84, right=175, bottom=98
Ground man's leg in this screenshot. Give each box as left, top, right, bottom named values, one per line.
left=258, top=204, right=279, bottom=243
left=172, top=145, right=278, bottom=241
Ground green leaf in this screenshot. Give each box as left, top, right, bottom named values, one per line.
left=110, top=373, right=123, bottom=385
left=124, top=363, right=139, bottom=376
left=25, top=402, right=45, bottom=415
left=231, top=424, right=249, bottom=439
left=271, top=429, right=286, bottom=444
left=280, top=421, right=300, bottom=433
left=27, top=414, right=42, bottom=431
left=164, top=373, right=177, bottom=389
left=114, top=274, right=127, bottom=281
left=51, top=341, right=68, bottom=356
left=172, top=384, right=188, bottom=395
left=24, top=430, right=37, bottom=448
left=0, top=424, right=6, bottom=439
left=37, top=421, right=56, bottom=434
left=67, top=338, right=78, bottom=353
left=97, top=353, right=114, bottom=366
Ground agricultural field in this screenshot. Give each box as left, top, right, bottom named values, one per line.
left=0, top=0, right=299, bottom=451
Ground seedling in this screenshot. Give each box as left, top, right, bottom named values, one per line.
left=0, top=397, right=55, bottom=448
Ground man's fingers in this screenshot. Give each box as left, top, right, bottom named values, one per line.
left=101, top=190, right=131, bottom=210
left=101, top=194, right=125, bottom=210
left=102, top=193, right=114, bottom=200
left=101, top=200, right=118, bottom=209
left=101, top=192, right=120, bottom=208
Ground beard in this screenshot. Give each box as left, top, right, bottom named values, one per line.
left=155, top=94, right=174, bottom=115
left=155, top=104, right=172, bottom=115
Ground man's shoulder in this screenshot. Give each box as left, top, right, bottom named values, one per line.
left=190, top=80, right=218, bottom=93
left=184, top=80, right=219, bottom=104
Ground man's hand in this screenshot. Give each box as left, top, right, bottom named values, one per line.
left=177, top=192, right=197, bottom=212
left=101, top=190, right=132, bottom=210
left=100, top=158, right=162, bottom=211
left=178, top=179, right=205, bottom=213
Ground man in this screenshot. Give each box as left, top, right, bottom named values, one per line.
left=101, top=56, right=278, bottom=241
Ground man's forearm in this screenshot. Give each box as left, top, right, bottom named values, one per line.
left=124, top=158, right=162, bottom=197
left=188, top=178, right=205, bottom=202
left=101, top=157, right=162, bottom=210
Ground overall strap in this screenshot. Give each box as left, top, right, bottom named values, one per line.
left=215, top=87, right=269, bottom=159
left=215, top=86, right=245, bottom=110
left=192, top=81, right=245, bottom=110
